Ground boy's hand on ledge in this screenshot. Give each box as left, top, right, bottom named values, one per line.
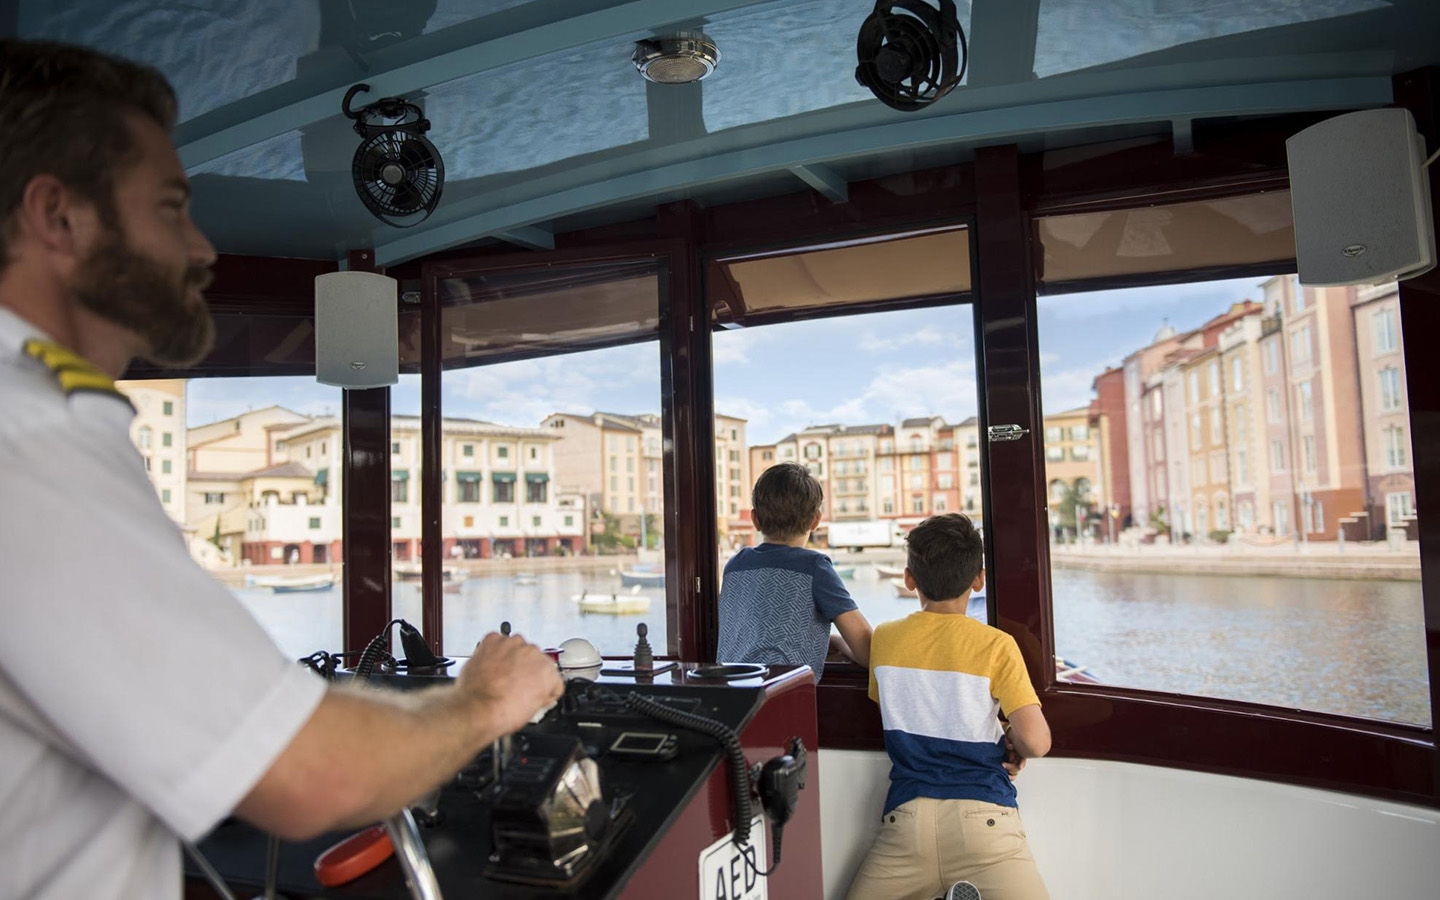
left=827, top=632, right=849, bottom=659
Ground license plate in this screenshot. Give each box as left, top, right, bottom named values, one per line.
left=698, top=816, right=767, bottom=900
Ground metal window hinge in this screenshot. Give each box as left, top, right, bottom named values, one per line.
left=695, top=576, right=701, bottom=593
left=988, top=424, right=1029, bottom=443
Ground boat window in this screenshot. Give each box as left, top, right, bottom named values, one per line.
left=713, top=277, right=982, bottom=637
left=413, top=258, right=670, bottom=657
left=1036, top=272, right=1428, bottom=726
left=116, top=376, right=343, bottom=661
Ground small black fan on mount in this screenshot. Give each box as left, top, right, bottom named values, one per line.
left=855, top=0, right=968, bottom=112
left=342, top=83, right=444, bottom=227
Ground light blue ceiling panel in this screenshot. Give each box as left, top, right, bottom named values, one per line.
left=188, top=130, right=308, bottom=182
left=17, top=0, right=321, bottom=122
left=1034, top=0, right=1392, bottom=79
left=423, top=37, right=649, bottom=181
left=700, top=0, right=973, bottom=132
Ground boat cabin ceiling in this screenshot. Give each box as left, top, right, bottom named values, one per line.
left=9, top=1, right=1440, bottom=896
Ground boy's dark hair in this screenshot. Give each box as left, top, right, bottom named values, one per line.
left=751, top=462, right=824, bottom=540
left=906, top=513, right=984, bottom=601
left=0, top=40, right=178, bottom=270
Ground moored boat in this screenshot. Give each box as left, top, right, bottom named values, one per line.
left=875, top=564, right=905, bottom=579
left=574, top=591, right=651, bottom=615
left=619, top=569, right=664, bottom=588
left=265, top=574, right=338, bottom=594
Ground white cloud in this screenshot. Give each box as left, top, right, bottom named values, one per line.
left=858, top=329, right=955, bottom=354
left=445, top=343, right=660, bottom=426
left=1043, top=277, right=1264, bottom=324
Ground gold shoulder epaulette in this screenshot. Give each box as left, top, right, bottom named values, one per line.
left=22, top=339, right=133, bottom=407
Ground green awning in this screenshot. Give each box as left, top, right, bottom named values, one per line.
left=456, top=471, right=482, bottom=483
left=391, top=470, right=409, bottom=481
left=492, top=472, right=517, bottom=483
left=525, top=473, right=549, bottom=483
left=314, top=468, right=328, bottom=486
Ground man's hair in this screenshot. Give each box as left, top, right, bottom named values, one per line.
left=906, top=513, right=984, bottom=601
left=0, top=40, right=178, bottom=269
left=750, top=462, right=824, bottom=540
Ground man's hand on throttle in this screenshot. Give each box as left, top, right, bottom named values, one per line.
left=457, top=632, right=563, bottom=737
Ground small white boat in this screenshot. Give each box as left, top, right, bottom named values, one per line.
left=891, top=578, right=917, bottom=598
left=252, top=573, right=338, bottom=593
left=875, top=564, right=905, bottom=579
left=513, top=573, right=539, bottom=586
left=394, top=563, right=464, bottom=583
left=619, top=569, right=664, bottom=588
left=575, top=589, right=651, bottom=615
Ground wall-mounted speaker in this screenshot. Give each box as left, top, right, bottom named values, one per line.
left=1287, top=108, right=1435, bottom=287
left=315, top=270, right=399, bottom=389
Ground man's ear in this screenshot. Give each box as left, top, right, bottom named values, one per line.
left=903, top=568, right=916, bottom=591
left=15, top=174, right=94, bottom=261
left=811, top=510, right=823, bottom=530
left=972, top=569, right=986, bottom=593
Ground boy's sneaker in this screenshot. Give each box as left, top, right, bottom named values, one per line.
left=944, top=882, right=982, bottom=900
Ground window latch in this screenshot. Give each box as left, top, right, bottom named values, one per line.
left=987, top=424, right=1029, bottom=443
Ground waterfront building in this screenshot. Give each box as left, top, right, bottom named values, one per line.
left=953, top=417, right=983, bottom=517
left=1042, top=407, right=1102, bottom=535
left=1180, top=347, right=1229, bottom=536
left=1089, top=366, right=1129, bottom=526
left=1121, top=323, right=1187, bottom=527
left=117, top=379, right=188, bottom=528
left=1351, top=283, right=1415, bottom=538
left=1219, top=312, right=1273, bottom=534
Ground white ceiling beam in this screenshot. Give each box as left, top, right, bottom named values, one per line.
left=789, top=164, right=849, bottom=204
left=495, top=224, right=556, bottom=251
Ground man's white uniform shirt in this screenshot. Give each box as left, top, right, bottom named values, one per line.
left=0, top=307, right=327, bottom=899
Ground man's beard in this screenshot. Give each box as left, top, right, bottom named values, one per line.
left=72, top=228, right=215, bottom=368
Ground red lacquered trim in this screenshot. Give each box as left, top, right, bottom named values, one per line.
left=313, top=826, right=393, bottom=887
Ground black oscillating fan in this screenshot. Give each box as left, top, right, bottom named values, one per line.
left=855, top=0, right=967, bottom=112
left=342, top=83, right=445, bottom=227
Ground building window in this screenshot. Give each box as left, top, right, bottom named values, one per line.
left=319, top=442, right=327, bottom=455
left=457, top=476, right=481, bottom=503
left=391, top=476, right=408, bottom=504
left=882, top=498, right=894, bottom=514
left=1208, top=361, right=1220, bottom=394
left=626, top=457, right=634, bottom=472
left=934, top=496, right=947, bottom=512
left=564, top=515, right=574, bottom=527
left=527, top=479, right=547, bottom=504
left=1379, top=367, right=1403, bottom=411
left=1187, top=371, right=1199, bottom=403
left=138, top=426, right=152, bottom=449
left=1190, top=413, right=1202, bottom=448
left=1070, top=425, right=1089, bottom=441
left=463, top=515, right=474, bottom=527
left=938, top=473, right=954, bottom=489
left=161, top=432, right=172, bottom=447
left=1230, top=357, right=1243, bottom=391
left=762, top=450, right=774, bottom=461
left=162, top=400, right=173, bottom=415
left=911, top=497, right=925, bottom=513
left=533, top=516, right=542, bottom=527
left=1070, top=445, right=1090, bottom=461
left=161, top=488, right=171, bottom=504
left=392, top=441, right=401, bottom=455
left=161, top=459, right=172, bottom=474
left=204, top=493, right=224, bottom=504
left=308, top=517, right=321, bottom=529
left=1297, top=380, right=1313, bottom=420
left=1386, top=492, right=1414, bottom=527
left=1044, top=426, right=1062, bottom=442
left=1303, top=435, right=1317, bottom=473
left=1374, top=308, right=1399, bottom=354
left=1045, top=446, right=1064, bottom=462
left=610, top=475, right=618, bottom=492
left=1266, top=389, right=1280, bottom=423
left=1236, top=447, right=1249, bottom=485
left=1270, top=439, right=1286, bottom=472
left=499, top=516, right=509, bottom=527
left=497, top=446, right=509, bottom=459
left=803, top=442, right=822, bottom=459
left=1385, top=426, right=1409, bottom=469
left=1263, top=339, right=1278, bottom=375
left=1291, top=326, right=1312, bottom=365
left=1209, top=407, right=1221, bottom=442
left=463, top=444, right=474, bottom=457
left=530, top=446, right=538, bottom=460
left=494, top=476, right=516, bottom=504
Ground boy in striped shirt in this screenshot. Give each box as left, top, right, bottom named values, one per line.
left=845, top=514, right=1051, bottom=900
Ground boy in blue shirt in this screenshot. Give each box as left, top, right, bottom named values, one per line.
left=718, top=462, right=872, bottom=677
left=846, top=513, right=1051, bottom=900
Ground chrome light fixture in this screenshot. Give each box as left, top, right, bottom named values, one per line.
left=632, top=32, right=720, bottom=84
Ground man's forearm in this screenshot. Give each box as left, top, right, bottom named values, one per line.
left=240, top=683, right=512, bottom=839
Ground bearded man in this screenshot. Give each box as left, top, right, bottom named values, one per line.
left=0, top=40, right=562, bottom=900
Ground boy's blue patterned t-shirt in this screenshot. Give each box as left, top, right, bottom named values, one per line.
left=716, top=544, right=858, bottom=679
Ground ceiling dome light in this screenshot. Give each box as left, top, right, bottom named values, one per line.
left=632, top=32, right=720, bottom=84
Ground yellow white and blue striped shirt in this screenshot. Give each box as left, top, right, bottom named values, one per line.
left=867, top=611, right=1040, bottom=814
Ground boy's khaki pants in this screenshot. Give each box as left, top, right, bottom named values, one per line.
left=844, top=797, right=1050, bottom=900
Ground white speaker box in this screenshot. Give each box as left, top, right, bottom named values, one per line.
left=1287, top=107, right=1436, bottom=287
left=315, top=270, right=399, bottom=389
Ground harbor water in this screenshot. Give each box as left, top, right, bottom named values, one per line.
left=235, top=564, right=1429, bottom=727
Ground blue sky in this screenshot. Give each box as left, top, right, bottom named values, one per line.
left=186, top=276, right=1271, bottom=445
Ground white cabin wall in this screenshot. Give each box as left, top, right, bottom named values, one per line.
left=820, top=751, right=1440, bottom=900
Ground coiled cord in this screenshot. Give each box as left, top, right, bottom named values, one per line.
left=354, top=619, right=405, bottom=679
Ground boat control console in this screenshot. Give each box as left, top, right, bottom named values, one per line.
left=187, top=657, right=822, bottom=900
